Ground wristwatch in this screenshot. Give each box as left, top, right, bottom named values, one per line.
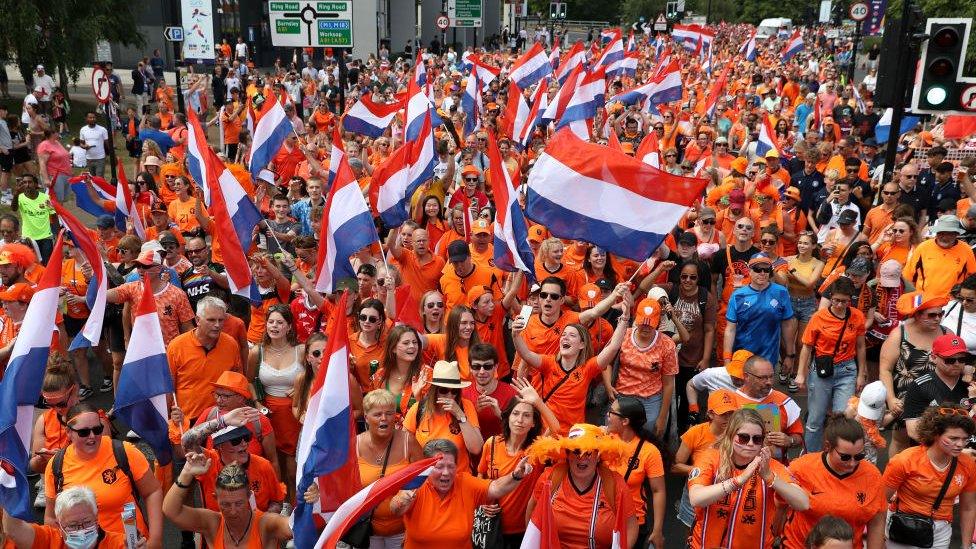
left=457, top=415, right=467, bottom=424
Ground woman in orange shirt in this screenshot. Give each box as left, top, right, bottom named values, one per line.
left=423, top=305, right=481, bottom=380
left=872, top=217, right=920, bottom=267
left=403, top=360, right=484, bottom=474
left=525, top=423, right=638, bottom=549
left=357, top=389, right=424, bottom=546
left=3, top=486, right=132, bottom=548
left=349, top=298, right=387, bottom=387
left=415, top=195, right=447, bottom=253
left=534, top=238, right=580, bottom=303
left=688, top=409, right=809, bottom=549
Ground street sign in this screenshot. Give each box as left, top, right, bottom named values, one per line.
left=91, top=67, right=110, bottom=104
left=164, top=26, right=185, bottom=42
left=448, top=0, right=482, bottom=28
left=269, top=1, right=354, bottom=47
left=654, top=14, right=667, bottom=30
left=962, top=85, right=976, bottom=112
left=436, top=15, right=450, bottom=30
left=849, top=2, right=869, bottom=21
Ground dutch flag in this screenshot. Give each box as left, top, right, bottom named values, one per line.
left=509, top=42, right=553, bottom=91
left=249, top=98, right=295, bottom=185
left=781, top=30, right=804, bottom=63
left=343, top=94, right=403, bottom=139
left=115, top=160, right=146, bottom=240
left=487, top=132, right=535, bottom=280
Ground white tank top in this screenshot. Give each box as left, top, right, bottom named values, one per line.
left=258, top=347, right=302, bottom=397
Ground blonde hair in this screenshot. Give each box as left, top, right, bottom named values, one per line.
left=716, top=409, right=767, bottom=481
left=363, top=389, right=397, bottom=413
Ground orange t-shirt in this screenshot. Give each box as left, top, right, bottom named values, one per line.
left=221, top=103, right=245, bottom=144
left=537, top=355, right=601, bottom=434
left=60, top=258, right=90, bottom=319
left=615, top=329, right=679, bottom=398
left=166, top=331, right=243, bottom=419
left=680, top=422, right=719, bottom=466
left=402, top=472, right=490, bottom=548
left=28, top=524, right=128, bottom=549
left=44, top=438, right=151, bottom=536
left=477, top=436, right=540, bottom=534
left=359, top=450, right=411, bottom=536
left=397, top=250, right=446, bottom=304
left=903, top=240, right=976, bottom=298
left=474, top=306, right=511, bottom=379
left=534, top=261, right=580, bottom=299
left=439, top=263, right=501, bottom=312
left=403, top=398, right=480, bottom=473
left=801, top=307, right=866, bottom=364
left=349, top=333, right=385, bottom=387
left=198, top=449, right=286, bottom=512
left=688, top=449, right=791, bottom=549
left=41, top=409, right=70, bottom=452
left=609, top=435, right=664, bottom=524
left=784, top=452, right=886, bottom=549
left=862, top=205, right=897, bottom=244
left=522, top=311, right=581, bottom=356
left=167, top=196, right=200, bottom=234
left=883, top=445, right=976, bottom=521
left=113, top=282, right=194, bottom=345
left=531, top=466, right=635, bottom=549
left=423, top=333, right=472, bottom=380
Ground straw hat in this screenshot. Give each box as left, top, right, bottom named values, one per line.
left=430, top=360, right=470, bottom=389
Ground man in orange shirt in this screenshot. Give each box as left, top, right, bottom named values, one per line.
left=166, top=295, right=242, bottom=421
left=439, top=240, right=502, bottom=311
left=220, top=88, right=246, bottom=159
left=862, top=181, right=902, bottom=244
left=904, top=214, right=976, bottom=298
left=468, top=219, right=495, bottom=268
left=734, top=355, right=804, bottom=461
left=389, top=226, right=445, bottom=304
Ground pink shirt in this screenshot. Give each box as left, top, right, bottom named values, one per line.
left=37, top=139, right=71, bottom=178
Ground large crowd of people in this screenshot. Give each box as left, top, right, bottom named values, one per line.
left=1, top=15, right=976, bottom=549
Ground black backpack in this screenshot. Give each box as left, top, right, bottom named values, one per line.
left=51, top=439, right=141, bottom=507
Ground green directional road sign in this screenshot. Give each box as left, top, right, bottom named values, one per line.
left=448, top=0, right=482, bottom=27
left=268, top=0, right=354, bottom=47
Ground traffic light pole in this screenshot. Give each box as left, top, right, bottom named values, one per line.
left=847, top=24, right=861, bottom=85
left=880, top=0, right=915, bottom=186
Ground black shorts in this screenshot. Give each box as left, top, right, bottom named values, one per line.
left=0, top=153, right=12, bottom=173
left=63, top=316, right=86, bottom=338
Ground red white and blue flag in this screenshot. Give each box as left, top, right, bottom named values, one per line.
left=50, top=198, right=107, bottom=351
left=293, top=293, right=362, bottom=548
left=113, top=274, right=175, bottom=466
left=487, top=133, right=535, bottom=280
left=68, top=174, right=115, bottom=218
left=511, top=81, right=548, bottom=150
left=626, top=30, right=637, bottom=52
left=249, top=98, right=295, bottom=183
left=596, top=30, right=624, bottom=69
left=521, top=480, right=563, bottom=549
left=554, top=41, right=586, bottom=85
left=608, top=59, right=682, bottom=107
left=187, top=108, right=262, bottom=303
left=115, top=161, right=146, bottom=240
left=372, top=112, right=434, bottom=228
left=542, top=64, right=583, bottom=124
left=509, top=42, right=553, bottom=90
left=468, top=54, right=500, bottom=87
left=405, top=62, right=441, bottom=141
left=741, top=30, right=758, bottom=62
left=315, top=149, right=380, bottom=293
left=343, top=94, right=403, bottom=138
left=548, top=44, right=561, bottom=72
left=556, top=66, right=606, bottom=139
left=0, top=233, right=64, bottom=520
left=781, top=30, right=804, bottom=63
left=526, top=129, right=709, bottom=261
left=636, top=132, right=661, bottom=168
left=756, top=113, right=783, bottom=158
left=318, top=457, right=439, bottom=548
left=462, top=72, right=483, bottom=136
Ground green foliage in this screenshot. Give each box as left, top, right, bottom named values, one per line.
left=0, top=0, right=143, bottom=84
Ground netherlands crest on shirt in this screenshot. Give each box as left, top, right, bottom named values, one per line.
left=688, top=467, right=701, bottom=480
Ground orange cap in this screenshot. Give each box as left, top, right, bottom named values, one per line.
left=634, top=298, right=661, bottom=328
left=578, top=283, right=602, bottom=309
left=461, top=164, right=481, bottom=178
left=528, top=224, right=549, bottom=243
left=466, top=285, right=492, bottom=308
left=726, top=349, right=753, bottom=379
left=211, top=371, right=252, bottom=398
left=708, top=389, right=738, bottom=415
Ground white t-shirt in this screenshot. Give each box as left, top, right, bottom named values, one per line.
left=225, top=76, right=241, bottom=101
left=235, top=42, right=248, bottom=59
left=79, top=124, right=109, bottom=160
left=942, top=301, right=976, bottom=351
left=69, top=145, right=88, bottom=168
left=21, top=94, right=38, bottom=125
left=34, top=74, right=55, bottom=100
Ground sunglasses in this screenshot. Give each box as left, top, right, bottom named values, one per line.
left=891, top=228, right=907, bottom=234
left=700, top=218, right=716, bottom=225
left=680, top=274, right=698, bottom=281
left=464, top=177, right=479, bottom=182
left=881, top=190, right=900, bottom=195
left=751, top=266, right=773, bottom=274
left=835, top=450, right=866, bottom=462
left=920, top=311, right=944, bottom=319
left=469, top=362, right=495, bottom=371
left=70, top=424, right=105, bottom=438
left=760, top=239, right=777, bottom=245
left=734, top=433, right=765, bottom=445
left=903, top=175, right=918, bottom=179
left=44, top=397, right=70, bottom=409
left=539, top=291, right=562, bottom=301
left=735, top=224, right=753, bottom=230
left=425, top=301, right=445, bottom=308
left=607, top=410, right=624, bottom=418
left=665, top=154, right=677, bottom=158
left=943, top=357, right=974, bottom=365
left=226, top=434, right=252, bottom=446
left=185, top=248, right=206, bottom=254
left=938, top=407, right=969, bottom=416
left=212, top=391, right=239, bottom=400
left=359, top=314, right=379, bottom=323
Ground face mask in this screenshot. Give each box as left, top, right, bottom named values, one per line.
left=62, top=525, right=99, bottom=549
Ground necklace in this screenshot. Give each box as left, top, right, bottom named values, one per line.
left=226, top=510, right=253, bottom=546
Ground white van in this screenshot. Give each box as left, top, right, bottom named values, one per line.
left=756, top=18, right=793, bottom=39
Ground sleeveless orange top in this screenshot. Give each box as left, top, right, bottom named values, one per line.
left=358, top=433, right=411, bottom=536
left=213, top=509, right=265, bottom=549
left=42, top=409, right=69, bottom=451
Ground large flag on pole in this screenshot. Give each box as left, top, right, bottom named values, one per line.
left=0, top=232, right=64, bottom=520
left=115, top=161, right=146, bottom=240
left=249, top=98, right=295, bottom=183
left=526, top=129, right=709, bottom=261
left=113, top=274, right=175, bottom=466
left=50, top=198, right=107, bottom=351
left=486, top=133, right=535, bottom=280
left=292, top=293, right=362, bottom=548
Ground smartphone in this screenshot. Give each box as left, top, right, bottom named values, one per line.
left=518, top=304, right=533, bottom=324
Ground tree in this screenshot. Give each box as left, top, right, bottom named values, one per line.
left=0, top=0, right=144, bottom=95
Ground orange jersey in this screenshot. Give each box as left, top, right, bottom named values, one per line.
left=521, top=311, right=581, bottom=356
left=198, top=449, right=285, bottom=512
left=397, top=250, right=446, bottom=304
left=537, top=356, right=602, bottom=435
left=167, top=196, right=200, bottom=233
left=60, top=258, right=90, bottom=319
left=531, top=466, right=635, bottom=549
left=439, top=263, right=501, bottom=312
left=166, top=331, right=243, bottom=419
left=883, top=445, right=976, bottom=522
left=801, top=307, right=866, bottom=364
left=403, top=398, right=480, bottom=473
left=783, top=452, right=886, bottom=549
left=680, top=422, right=719, bottom=466
left=903, top=239, right=976, bottom=298
left=28, top=524, right=128, bottom=548
left=477, top=436, right=540, bottom=534
left=359, top=449, right=411, bottom=536
left=609, top=435, right=664, bottom=524
left=689, top=449, right=792, bottom=549
left=43, top=438, right=151, bottom=536
left=402, top=472, right=490, bottom=548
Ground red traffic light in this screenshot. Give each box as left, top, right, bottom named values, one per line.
left=928, top=57, right=955, bottom=77
left=932, top=26, right=960, bottom=48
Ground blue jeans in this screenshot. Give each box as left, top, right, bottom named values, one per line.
left=621, top=393, right=663, bottom=431
left=804, top=358, right=858, bottom=452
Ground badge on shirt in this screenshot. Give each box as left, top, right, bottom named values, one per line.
left=689, top=467, right=701, bottom=480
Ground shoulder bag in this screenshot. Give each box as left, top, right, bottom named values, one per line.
left=814, top=309, right=851, bottom=378
left=341, top=435, right=394, bottom=548
left=887, top=457, right=957, bottom=548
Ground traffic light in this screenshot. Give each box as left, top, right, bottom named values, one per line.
left=550, top=2, right=558, bottom=18
left=557, top=3, right=567, bottom=18
left=911, top=18, right=976, bottom=114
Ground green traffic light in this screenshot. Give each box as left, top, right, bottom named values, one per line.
left=924, top=85, right=949, bottom=106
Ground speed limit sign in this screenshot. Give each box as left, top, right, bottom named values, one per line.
left=436, top=15, right=450, bottom=30
left=849, top=2, right=869, bottom=21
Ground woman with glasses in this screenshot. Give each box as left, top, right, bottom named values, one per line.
left=43, top=402, right=163, bottom=547
left=795, top=278, right=869, bottom=452
left=456, top=164, right=490, bottom=210
left=873, top=217, right=920, bottom=266
left=372, top=325, right=431, bottom=421
left=883, top=405, right=976, bottom=549
left=879, top=291, right=950, bottom=457
left=781, top=414, right=885, bottom=549
left=403, top=360, right=484, bottom=473
left=605, top=397, right=666, bottom=549
left=662, top=147, right=683, bottom=176
left=292, top=333, right=363, bottom=424
left=4, top=486, right=137, bottom=548
left=691, top=206, right=726, bottom=258
left=349, top=298, right=388, bottom=387
left=418, top=290, right=446, bottom=334
left=688, top=409, right=808, bottom=549
left=670, top=262, right=718, bottom=428
left=756, top=226, right=790, bottom=286
left=246, top=304, right=302, bottom=502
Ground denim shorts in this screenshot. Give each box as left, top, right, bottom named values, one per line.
left=791, top=295, right=818, bottom=323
